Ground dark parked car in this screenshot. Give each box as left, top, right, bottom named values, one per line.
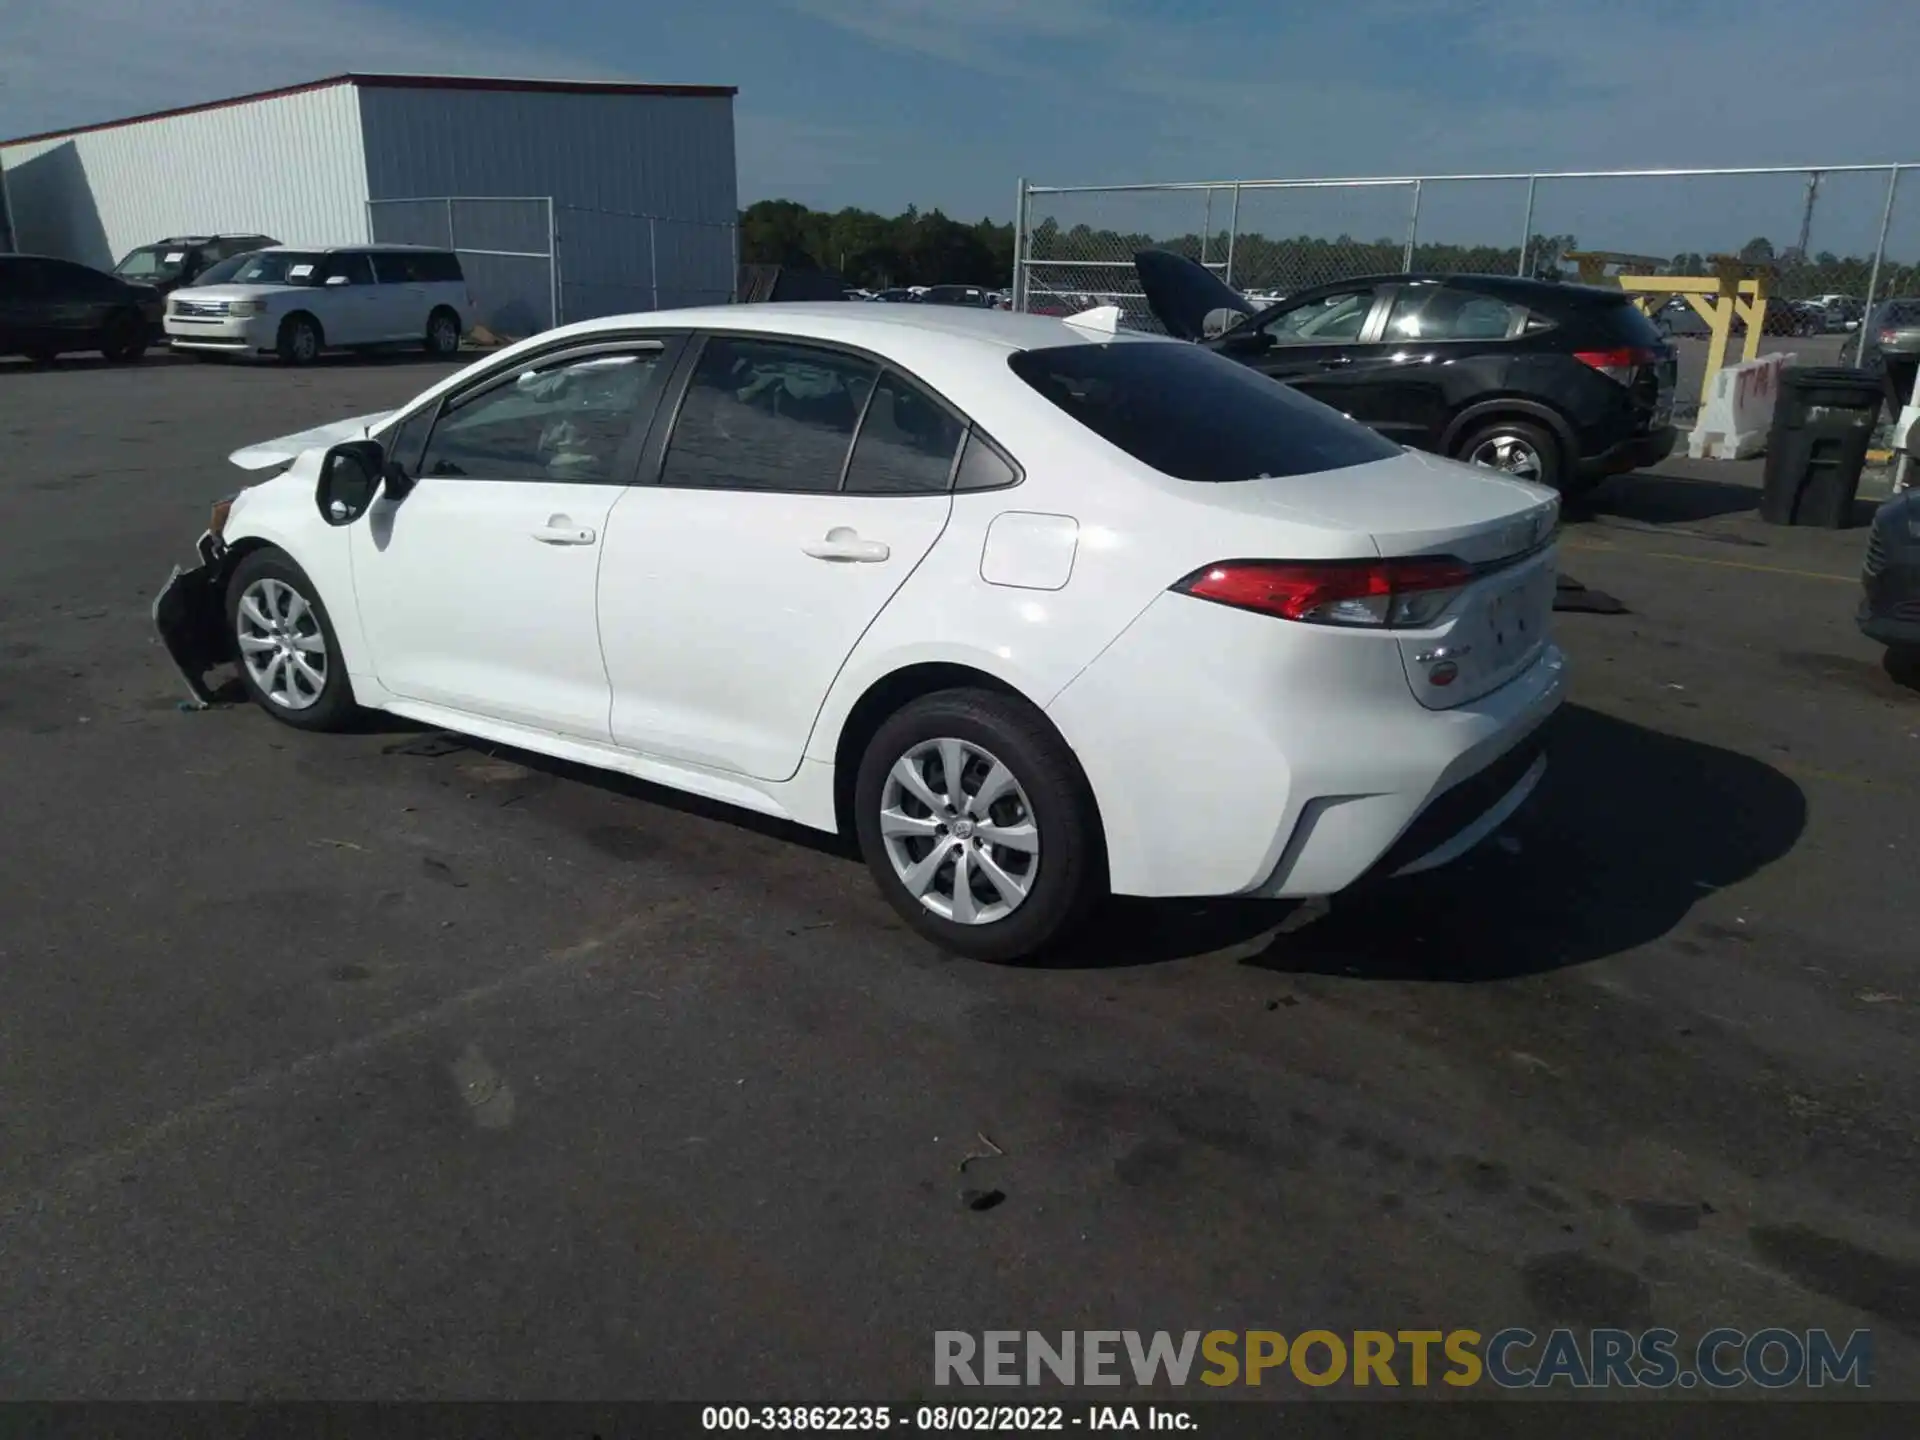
left=0, top=253, right=163, bottom=363
left=870, top=288, right=921, bottom=303
left=1858, top=422, right=1920, bottom=684
left=1650, top=293, right=1820, bottom=338
left=1134, top=250, right=1677, bottom=495
left=112, top=233, right=280, bottom=296
left=1863, top=297, right=1920, bottom=412
left=920, top=284, right=995, bottom=307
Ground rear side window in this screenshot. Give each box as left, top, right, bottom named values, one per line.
left=372, top=251, right=463, bottom=284
left=1385, top=287, right=1524, bottom=342
left=842, top=370, right=966, bottom=494
left=1008, top=341, right=1400, bottom=482
left=660, top=337, right=877, bottom=494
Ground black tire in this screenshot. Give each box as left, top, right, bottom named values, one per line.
left=1887, top=645, right=1920, bottom=689
left=99, top=310, right=147, bottom=363
left=1454, top=416, right=1567, bottom=494
left=276, top=313, right=323, bottom=365
left=424, top=306, right=462, bottom=357
left=853, top=688, right=1105, bottom=962
left=224, top=548, right=357, bottom=732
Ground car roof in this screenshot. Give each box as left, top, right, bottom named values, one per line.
left=252, top=243, right=452, bottom=254
left=518, top=301, right=1172, bottom=361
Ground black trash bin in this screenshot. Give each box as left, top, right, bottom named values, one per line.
left=1759, top=366, right=1885, bottom=528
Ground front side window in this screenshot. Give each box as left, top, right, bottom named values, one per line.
left=1385, top=287, right=1524, bottom=342
left=229, top=252, right=326, bottom=287
left=659, top=337, right=878, bottom=493
left=115, top=246, right=191, bottom=281
left=1009, top=340, right=1400, bottom=483
left=419, top=347, right=666, bottom=483
left=842, top=370, right=967, bottom=494
left=1260, top=288, right=1379, bottom=344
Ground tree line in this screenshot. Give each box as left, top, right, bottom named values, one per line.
left=741, top=199, right=1920, bottom=301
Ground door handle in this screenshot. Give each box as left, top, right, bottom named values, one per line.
left=532, top=516, right=596, bottom=545
left=1318, top=355, right=1353, bottom=369
left=802, top=526, right=890, bottom=563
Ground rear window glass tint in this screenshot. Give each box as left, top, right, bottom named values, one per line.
left=1590, top=299, right=1667, bottom=347
left=1007, top=341, right=1400, bottom=482
left=1876, top=300, right=1920, bottom=325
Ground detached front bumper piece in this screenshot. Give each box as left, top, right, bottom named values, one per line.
left=152, top=530, right=234, bottom=707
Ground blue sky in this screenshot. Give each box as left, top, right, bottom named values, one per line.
left=5, top=0, right=1918, bottom=257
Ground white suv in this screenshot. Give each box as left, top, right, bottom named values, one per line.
left=165, top=245, right=471, bottom=364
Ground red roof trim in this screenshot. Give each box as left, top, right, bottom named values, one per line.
left=0, top=72, right=737, bottom=148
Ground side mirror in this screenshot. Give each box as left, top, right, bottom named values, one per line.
left=316, top=439, right=401, bottom=526
left=1219, top=325, right=1271, bottom=354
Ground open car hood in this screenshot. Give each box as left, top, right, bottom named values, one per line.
left=228, top=411, right=392, bottom=471
left=1133, top=248, right=1258, bottom=341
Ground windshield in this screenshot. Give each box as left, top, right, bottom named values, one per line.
left=226, top=252, right=326, bottom=287
left=192, top=252, right=260, bottom=286
left=115, top=245, right=191, bottom=279
left=1009, top=340, right=1401, bottom=482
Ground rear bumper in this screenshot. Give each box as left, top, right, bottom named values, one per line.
left=1859, top=497, right=1920, bottom=646
left=153, top=531, right=235, bottom=706
left=1045, top=589, right=1568, bottom=899
left=1578, top=424, right=1676, bottom=479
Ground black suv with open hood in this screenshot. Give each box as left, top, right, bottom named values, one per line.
left=1132, top=249, right=1679, bottom=496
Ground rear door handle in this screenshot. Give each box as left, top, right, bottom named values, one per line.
left=803, top=527, right=890, bottom=563
left=1318, top=355, right=1353, bottom=369
left=532, top=515, right=596, bottom=545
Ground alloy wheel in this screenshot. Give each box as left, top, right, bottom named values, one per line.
left=236, top=576, right=328, bottom=710
left=1468, top=433, right=1545, bottom=483
left=878, top=737, right=1040, bottom=925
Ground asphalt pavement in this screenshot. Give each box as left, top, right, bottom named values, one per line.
left=3, top=352, right=1920, bottom=1402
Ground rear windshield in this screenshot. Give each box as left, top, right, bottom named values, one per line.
left=1874, top=299, right=1920, bottom=326
left=1589, top=297, right=1668, bottom=347
left=1007, top=341, right=1400, bottom=482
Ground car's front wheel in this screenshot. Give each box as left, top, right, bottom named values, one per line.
left=277, top=313, right=322, bottom=365
left=225, top=548, right=357, bottom=731
left=853, top=688, right=1105, bottom=962
left=99, top=310, right=148, bottom=363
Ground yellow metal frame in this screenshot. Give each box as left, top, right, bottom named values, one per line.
left=1563, top=252, right=1777, bottom=405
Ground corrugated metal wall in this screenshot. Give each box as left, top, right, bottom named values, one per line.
left=0, top=86, right=369, bottom=270
left=358, top=86, right=737, bottom=323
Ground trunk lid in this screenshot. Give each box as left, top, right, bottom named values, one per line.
left=1133, top=248, right=1257, bottom=340
left=1251, top=448, right=1561, bottom=709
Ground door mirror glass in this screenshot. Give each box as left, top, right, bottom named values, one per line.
left=316, top=440, right=389, bottom=525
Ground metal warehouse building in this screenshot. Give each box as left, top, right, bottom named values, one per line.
left=0, top=72, right=740, bottom=335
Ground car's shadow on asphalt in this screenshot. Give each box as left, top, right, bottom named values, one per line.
left=1571, top=470, right=1759, bottom=525
left=315, top=699, right=1807, bottom=981
left=1215, top=703, right=1807, bottom=982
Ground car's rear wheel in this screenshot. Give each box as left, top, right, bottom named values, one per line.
left=225, top=549, right=357, bottom=731
left=424, top=307, right=461, bottom=357
left=1458, top=417, right=1568, bottom=493
left=99, top=310, right=147, bottom=363
left=853, top=689, right=1105, bottom=962
left=277, top=313, right=322, bottom=365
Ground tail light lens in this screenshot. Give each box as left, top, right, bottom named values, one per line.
left=1173, top=557, right=1475, bottom=628
left=1882, top=329, right=1900, bottom=345
left=1574, top=347, right=1661, bottom=385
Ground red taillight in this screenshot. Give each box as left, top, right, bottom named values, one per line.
left=1882, top=329, right=1900, bottom=345
left=1173, top=557, right=1475, bottom=628
left=1574, top=346, right=1660, bottom=384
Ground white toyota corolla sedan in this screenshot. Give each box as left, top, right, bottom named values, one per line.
left=153, top=302, right=1565, bottom=961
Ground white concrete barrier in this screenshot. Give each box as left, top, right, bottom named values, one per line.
left=1686, top=351, right=1796, bottom=461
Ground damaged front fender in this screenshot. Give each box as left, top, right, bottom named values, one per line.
left=152, top=530, right=236, bottom=707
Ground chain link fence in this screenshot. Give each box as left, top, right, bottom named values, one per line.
left=551, top=206, right=737, bottom=319
left=1014, top=165, right=1920, bottom=365
left=366, top=195, right=556, bottom=338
